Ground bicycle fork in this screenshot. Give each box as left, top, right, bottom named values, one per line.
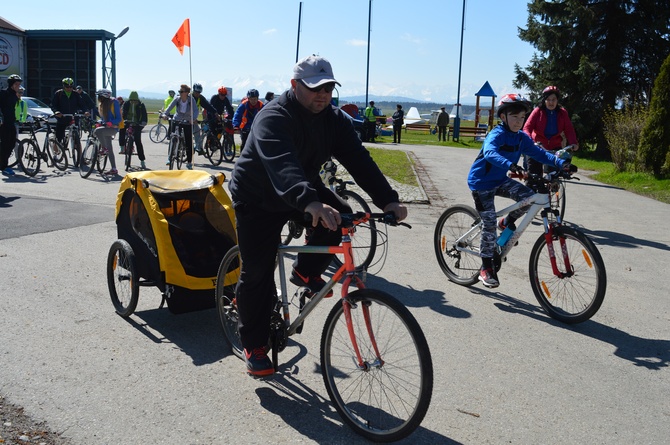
left=343, top=298, right=384, bottom=371
left=543, top=224, right=575, bottom=279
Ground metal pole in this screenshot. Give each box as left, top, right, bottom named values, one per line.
left=453, top=0, right=466, bottom=141
left=365, top=0, right=372, bottom=106
left=296, top=2, right=302, bottom=63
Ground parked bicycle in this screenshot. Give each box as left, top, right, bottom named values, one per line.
left=280, top=159, right=379, bottom=272
left=149, top=110, right=169, bottom=143
left=434, top=167, right=606, bottom=324
left=164, top=116, right=189, bottom=170
left=79, top=121, right=110, bottom=179
left=216, top=212, right=433, bottom=442
left=16, top=116, right=67, bottom=176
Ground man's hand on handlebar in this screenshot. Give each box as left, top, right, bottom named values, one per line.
left=563, top=162, right=578, bottom=173
left=383, top=202, right=408, bottom=222
left=509, top=163, right=528, bottom=180
left=305, top=201, right=341, bottom=231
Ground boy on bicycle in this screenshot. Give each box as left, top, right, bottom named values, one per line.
left=467, top=94, right=573, bottom=288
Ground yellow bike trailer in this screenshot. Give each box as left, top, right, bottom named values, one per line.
left=107, top=170, right=236, bottom=315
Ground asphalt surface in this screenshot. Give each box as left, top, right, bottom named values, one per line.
left=1, top=132, right=669, bottom=444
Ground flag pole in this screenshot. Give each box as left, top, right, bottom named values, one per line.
left=189, top=42, right=194, bottom=165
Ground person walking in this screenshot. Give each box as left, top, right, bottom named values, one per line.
left=436, top=106, right=450, bottom=141
left=392, top=104, right=404, bottom=144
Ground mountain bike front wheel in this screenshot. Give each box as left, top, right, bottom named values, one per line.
left=215, top=245, right=244, bottom=359
left=149, top=123, right=167, bottom=143
left=434, top=204, right=482, bottom=286
left=79, top=140, right=97, bottom=178
left=529, top=225, right=606, bottom=324
left=18, top=140, right=41, bottom=177
left=206, top=135, right=223, bottom=166
left=222, top=134, right=236, bottom=162
left=49, top=139, right=68, bottom=171
left=321, top=289, right=433, bottom=442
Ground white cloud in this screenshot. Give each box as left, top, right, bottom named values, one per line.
left=401, top=33, right=423, bottom=45
left=263, top=28, right=277, bottom=35
left=346, top=39, right=367, bottom=47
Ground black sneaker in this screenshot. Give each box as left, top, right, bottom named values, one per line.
left=290, top=269, right=333, bottom=298
left=479, top=267, right=500, bottom=288
left=244, top=347, right=274, bottom=378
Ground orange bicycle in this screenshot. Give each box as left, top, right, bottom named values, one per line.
left=215, top=212, right=433, bottom=442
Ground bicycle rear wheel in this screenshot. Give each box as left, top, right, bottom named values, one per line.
left=331, top=190, right=377, bottom=271
left=18, top=140, right=41, bottom=177
left=434, top=204, right=482, bottom=286
left=206, top=134, right=223, bottom=166
left=222, top=133, right=236, bottom=162
left=215, top=245, right=244, bottom=359
left=321, top=289, right=433, bottom=442
left=149, top=123, right=167, bottom=143
left=280, top=220, right=304, bottom=246
left=48, top=139, right=68, bottom=171
left=79, top=140, right=97, bottom=178
left=529, top=226, right=606, bottom=324
left=107, top=239, right=139, bottom=317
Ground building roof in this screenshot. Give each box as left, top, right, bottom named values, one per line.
left=0, top=16, right=25, bottom=33
left=25, top=29, right=115, bottom=40
left=475, top=81, right=497, bottom=98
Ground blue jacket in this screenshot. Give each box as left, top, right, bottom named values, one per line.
left=467, top=123, right=566, bottom=191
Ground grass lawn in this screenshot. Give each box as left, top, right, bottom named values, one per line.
left=370, top=130, right=670, bottom=205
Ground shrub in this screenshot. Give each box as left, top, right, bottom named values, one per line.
left=603, top=104, right=648, bottom=172
left=638, top=53, right=670, bottom=177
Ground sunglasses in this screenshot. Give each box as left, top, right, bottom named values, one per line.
left=298, top=79, right=336, bottom=94
left=64, top=85, right=74, bottom=88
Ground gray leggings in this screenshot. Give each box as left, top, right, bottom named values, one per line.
left=471, top=177, right=535, bottom=259
left=94, top=126, right=118, bottom=169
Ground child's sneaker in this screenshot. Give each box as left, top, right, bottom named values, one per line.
left=140, top=161, right=146, bottom=169
left=244, top=347, right=274, bottom=379
left=186, top=163, right=193, bottom=170
left=290, top=269, right=333, bottom=297
left=99, top=147, right=109, bottom=155
left=478, top=267, right=499, bottom=288
left=104, top=168, right=118, bottom=176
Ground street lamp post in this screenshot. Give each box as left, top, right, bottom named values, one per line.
left=111, top=27, right=129, bottom=96
left=453, top=0, right=466, bottom=141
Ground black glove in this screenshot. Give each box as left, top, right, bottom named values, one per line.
left=509, top=164, right=524, bottom=174
left=562, top=162, right=578, bottom=173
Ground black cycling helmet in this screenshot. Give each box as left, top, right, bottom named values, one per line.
left=192, top=83, right=203, bottom=93
left=541, top=85, right=562, bottom=102
left=247, top=89, right=259, bottom=98
left=168, top=89, right=176, bottom=95
left=7, top=74, right=22, bottom=86
left=62, top=77, right=75, bottom=87
left=497, top=93, right=532, bottom=117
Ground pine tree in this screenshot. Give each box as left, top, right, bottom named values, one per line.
left=637, top=53, right=670, bottom=177
left=514, top=0, right=670, bottom=157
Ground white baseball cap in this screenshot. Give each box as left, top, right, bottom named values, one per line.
left=293, top=55, right=341, bottom=88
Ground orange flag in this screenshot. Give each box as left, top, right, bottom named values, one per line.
left=172, top=19, right=191, bottom=55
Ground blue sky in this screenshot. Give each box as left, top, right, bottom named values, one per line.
left=4, top=0, right=537, bottom=103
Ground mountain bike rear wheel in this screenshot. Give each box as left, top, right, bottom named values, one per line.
left=434, top=204, right=482, bottom=286
left=215, top=245, right=244, bottom=359
left=529, top=225, right=606, bottom=324
left=321, top=289, right=433, bottom=442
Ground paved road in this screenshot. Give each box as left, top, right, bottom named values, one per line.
left=1, top=133, right=669, bottom=444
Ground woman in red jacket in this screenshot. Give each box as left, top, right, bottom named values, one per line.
left=523, top=86, right=579, bottom=177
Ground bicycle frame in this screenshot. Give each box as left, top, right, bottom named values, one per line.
left=454, top=183, right=574, bottom=279
left=275, top=215, right=377, bottom=366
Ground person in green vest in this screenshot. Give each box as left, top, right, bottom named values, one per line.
left=15, top=86, right=28, bottom=123
left=164, top=90, right=175, bottom=112
left=364, top=100, right=377, bottom=142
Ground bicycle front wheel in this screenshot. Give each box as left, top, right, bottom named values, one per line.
left=107, top=239, right=139, bottom=317
left=176, top=143, right=186, bottom=169
left=79, top=140, right=97, bottom=178
left=18, top=139, right=41, bottom=177
left=49, top=139, right=68, bottom=171
left=215, top=245, right=244, bottom=359
left=331, top=190, right=377, bottom=272
left=206, top=135, right=223, bottom=166
left=222, top=134, right=236, bottom=162
left=529, top=226, right=606, bottom=324
left=149, top=124, right=167, bottom=143
left=434, top=204, right=482, bottom=286
left=321, top=289, right=433, bottom=442
left=124, top=137, right=133, bottom=171
left=168, top=136, right=178, bottom=170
